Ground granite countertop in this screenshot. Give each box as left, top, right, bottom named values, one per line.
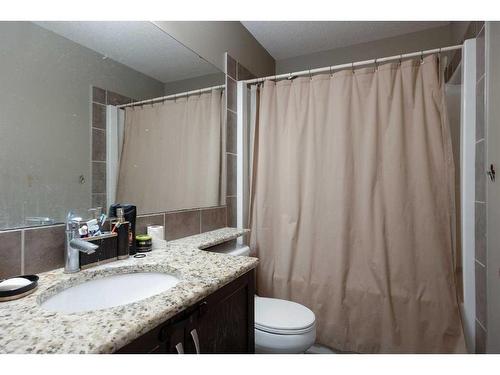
left=0, top=227, right=256, bottom=354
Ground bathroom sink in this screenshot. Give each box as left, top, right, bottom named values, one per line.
left=40, top=272, right=180, bottom=314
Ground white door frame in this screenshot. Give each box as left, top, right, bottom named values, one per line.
left=236, top=81, right=248, bottom=245
left=105, top=105, right=125, bottom=207
left=461, top=38, right=477, bottom=353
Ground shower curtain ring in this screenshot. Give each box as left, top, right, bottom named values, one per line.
left=420, top=51, right=424, bottom=64
left=351, top=62, right=355, bottom=74
left=329, top=66, right=333, bottom=77
left=374, top=58, right=378, bottom=72
left=309, top=69, right=312, bottom=80
left=398, top=54, right=403, bottom=66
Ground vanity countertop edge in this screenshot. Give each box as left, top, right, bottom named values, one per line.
left=0, top=227, right=256, bottom=354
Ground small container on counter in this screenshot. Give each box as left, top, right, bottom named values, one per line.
left=135, top=234, right=152, bottom=253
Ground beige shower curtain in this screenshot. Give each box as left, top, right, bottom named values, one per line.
left=117, top=89, right=224, bottom=214
left=249, top=55, right=465, bottom=353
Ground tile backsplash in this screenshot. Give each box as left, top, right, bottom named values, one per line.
left=0, top=231, right=22, bottom=278
left=0, top=206, right=227, bottom=278
left=24, top=225, right=65, bottom=274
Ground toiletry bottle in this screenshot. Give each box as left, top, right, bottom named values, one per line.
left=109, top=204, right=137, bottom=255
left=79, top=224, right=88, bottom=238
left=116, top=207, right=134, bottom=255
left=117, top=221, right=130, bottom=259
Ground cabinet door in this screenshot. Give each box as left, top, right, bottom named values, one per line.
left=189, top=270, right=255, bottom=354
left=116, top=323, right=166, bottom=354
left=117, top=316, right=188, bottom=354
left=161, top=319, right=188, bottom=354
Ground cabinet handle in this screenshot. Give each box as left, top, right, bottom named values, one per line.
left=190, top=329, right=200, bottom=354
left=175, top=342, right=184, bottom=354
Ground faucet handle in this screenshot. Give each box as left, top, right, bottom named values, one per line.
left=66, top=211, right=83, bottom=231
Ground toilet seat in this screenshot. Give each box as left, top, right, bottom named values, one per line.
left=255, top=323, right=316, bottom=335
left=255, top=296, right=316, bottom=335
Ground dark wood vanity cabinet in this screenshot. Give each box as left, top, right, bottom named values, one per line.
left=116, top=269, right=255, bottom=354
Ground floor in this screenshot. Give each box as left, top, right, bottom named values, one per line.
left=306, top=344, right=338, bottom=354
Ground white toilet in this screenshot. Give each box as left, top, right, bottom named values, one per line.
left=212, top=242, right=316, bottom=353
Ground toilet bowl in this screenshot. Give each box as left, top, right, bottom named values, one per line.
left=210, top=242, right=316, bottom=353
left=255, top=296, right=316, bottom=353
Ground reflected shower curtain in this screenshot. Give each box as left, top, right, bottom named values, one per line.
left=249, top=55, right=465, bottom=353
left=117, top=89, right=224, bottom=213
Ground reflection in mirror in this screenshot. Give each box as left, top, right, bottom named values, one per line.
left=0, top=21, right=225, bottom=230
left=114, top=88, right=224, bottom=214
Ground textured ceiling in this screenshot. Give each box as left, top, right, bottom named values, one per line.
left=242, top=21, right=450, bottom=60
left=34, top=21, right=220, bottom=83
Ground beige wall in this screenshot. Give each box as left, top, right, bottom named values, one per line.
left=276, top=25, right=454, bottom=74
left=164, top=72, right=224, bottom=95
left=153, top=21, right=275, bottom=77
left=450, top=21, right=474, bottom=45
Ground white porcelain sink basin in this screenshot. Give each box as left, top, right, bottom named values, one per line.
left=41, top=272, right=180, bottom=314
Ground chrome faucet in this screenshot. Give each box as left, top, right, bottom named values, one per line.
left=64, top=211, right=99, bottom=273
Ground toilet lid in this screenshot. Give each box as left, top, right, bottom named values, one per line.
left=255, top=296, right=316, bottom=335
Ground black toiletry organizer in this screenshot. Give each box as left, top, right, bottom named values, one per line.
left=78, top=225, right=131, bottom=268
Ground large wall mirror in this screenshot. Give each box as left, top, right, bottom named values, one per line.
left=0, top=21, right=225, bottom=230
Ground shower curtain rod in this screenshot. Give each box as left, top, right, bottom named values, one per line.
left=243, top=44, right=463, bottom=84
left=117, top=84, right=226, bottom=109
